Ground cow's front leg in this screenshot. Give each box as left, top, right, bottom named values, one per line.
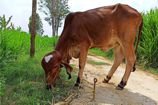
left=75, top=48, right=88, bottom=87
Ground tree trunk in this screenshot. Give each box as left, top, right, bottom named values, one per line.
left=30, top=0, right=37, bottom=57
left=51, top=18, right=56, bottom=36
left=56, top=16, right=60, bottom=35
left=54, top=16, right=58, bottom=35
left=51, top=0, right=56, bottom=36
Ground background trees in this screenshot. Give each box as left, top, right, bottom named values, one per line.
left=39, top=0, right=69, bottom=36
left=0, top=15, right=14, bottom=30
left=28, top=13, right=44, bottom=35
left=29, top=0, right=69, bottom=57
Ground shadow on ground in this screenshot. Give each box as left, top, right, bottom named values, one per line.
left=70, top=82, right=157, bottom=105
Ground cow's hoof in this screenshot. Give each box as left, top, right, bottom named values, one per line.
left=74, top=83, right=83, bottom=89
left=132, top=63, right=136, bottom=72
left=102, top=78, right=109, bottom=83
left=74, top=83, right=79, bottom=87
left=116, top=85, right=124, bottom=90
left=132, top=66, right=136, bottom=72
left=116, top=80, right=126, bottom=90
left=102, top=76, right=111, bottom=83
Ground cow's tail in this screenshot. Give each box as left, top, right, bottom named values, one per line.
left=133, top=19, right=143, bottom=72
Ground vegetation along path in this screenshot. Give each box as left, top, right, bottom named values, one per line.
left=64, top=55, right=158, bottom=105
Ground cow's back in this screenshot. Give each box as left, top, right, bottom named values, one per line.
left=60, top=3, right=142, bottom=50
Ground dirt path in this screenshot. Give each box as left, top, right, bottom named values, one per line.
left=69, top=55, right=158, bottom=105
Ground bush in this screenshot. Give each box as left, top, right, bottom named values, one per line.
left=0, top=29, right=58, bottom=68
left=138, top=9, right=158, bottom=68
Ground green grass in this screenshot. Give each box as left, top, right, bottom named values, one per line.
left=0, top=30, right=77, bottom=104
left=138, top=9, right=158, bottom=69
left=1, top=54, right=77, bottom=105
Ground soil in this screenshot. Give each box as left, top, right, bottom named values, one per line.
left=68, top=55, right=158, bottom=105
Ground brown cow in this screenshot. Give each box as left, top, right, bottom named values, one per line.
left=41, top=3, right=143, bottom=90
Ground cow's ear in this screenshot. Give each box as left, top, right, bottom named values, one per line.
left=60, top=62, right=73, bottom=79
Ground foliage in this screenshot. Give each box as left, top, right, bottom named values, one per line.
left=138, top=8, right=158, bottom=68
left=0, top=30, right=58, bottom=68
left=1, top=54, right=76, bottom=104
left=0, top=74, right=5, bottom=96
left=0, top=15, right=15, bottom=30
left=0, top=29, right=77, bottom=104
left=28, top=13, right=44, bottom=35
left=0, top=30, right=28, bottom=68
left=39, top=0, right=69, bottom=36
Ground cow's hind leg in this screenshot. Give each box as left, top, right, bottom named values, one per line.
left=103, top=46, right=124, bottom=83
left=116, top=45, right=136, bottom=90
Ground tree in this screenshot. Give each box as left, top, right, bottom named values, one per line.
left=0, top=15, right=15, bottom=30
left=30, top=0, right=37, bottom=57
left=39, top=0, right=69, bottom=36
left=28, top=13, right=44, bottom=35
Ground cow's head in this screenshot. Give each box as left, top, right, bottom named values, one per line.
left=41, top=51, right=73, bottom=90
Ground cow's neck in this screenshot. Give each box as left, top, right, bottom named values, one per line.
left=55, top=39, right=70, bottom=62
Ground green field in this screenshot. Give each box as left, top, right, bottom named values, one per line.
left=0, top=8, right=158, bottom=104
left=0, top=30, right=77, bottom=104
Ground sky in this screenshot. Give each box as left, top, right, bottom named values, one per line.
left=0, top=0, right=158, bottom=36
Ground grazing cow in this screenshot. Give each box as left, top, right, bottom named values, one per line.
left=41, top=3, right=143, bottom=90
